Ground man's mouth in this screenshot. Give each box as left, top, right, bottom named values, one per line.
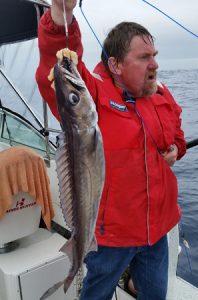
left=147, top=73, right=157, bottom=82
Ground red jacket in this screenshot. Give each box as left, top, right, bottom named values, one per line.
left=36, top=10, right=186, bottom=246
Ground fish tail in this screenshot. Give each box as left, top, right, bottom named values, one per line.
left=40, top=280, right=64, bottom=299
left=60, top=237, right=80, bottom=293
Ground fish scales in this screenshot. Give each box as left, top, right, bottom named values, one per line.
left=40, top=54, right=105, bottom=299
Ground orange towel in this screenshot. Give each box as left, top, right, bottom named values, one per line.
left=0, top=146, right=54, bottom=230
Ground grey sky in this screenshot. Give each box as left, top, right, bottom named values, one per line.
left=72, top=0, right=198, bottom=70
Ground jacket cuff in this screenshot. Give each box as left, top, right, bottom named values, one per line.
left=175, top=140, right=187, bottom=160
left=41, top=9, right=78, bottom=36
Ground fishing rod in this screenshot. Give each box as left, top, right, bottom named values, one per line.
left=186, top=138, right=198, bottom=149
left=142, top=0, right=198, bottom=39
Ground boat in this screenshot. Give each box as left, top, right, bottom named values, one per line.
left=0, top=0, right=198, bottom=299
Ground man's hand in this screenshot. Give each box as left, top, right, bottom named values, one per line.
left=53, top=0, right=77, bottom=11
left=51, top=0, right=77, bottom=26
left=162, top=144, right=178, bottom=167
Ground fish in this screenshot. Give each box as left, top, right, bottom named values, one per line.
left=40, top=49, right=105, bottom=299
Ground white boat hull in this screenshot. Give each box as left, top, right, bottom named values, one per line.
left=0, top=229, right=77, bottom=300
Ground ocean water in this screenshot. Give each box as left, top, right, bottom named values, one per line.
left=158, top=69, right=198, bottom=287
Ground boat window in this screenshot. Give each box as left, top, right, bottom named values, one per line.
left=0, top=110, right=55, bottom=157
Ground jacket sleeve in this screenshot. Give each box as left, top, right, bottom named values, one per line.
left=162, top=84, right=186, bottom=160
left=36, top=9, right=98, bottom=120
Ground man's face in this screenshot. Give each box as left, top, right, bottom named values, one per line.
left=118, top=35, right=159, bottom=98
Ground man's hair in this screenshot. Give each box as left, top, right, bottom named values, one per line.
left=101, top=22, right=154, bottom=72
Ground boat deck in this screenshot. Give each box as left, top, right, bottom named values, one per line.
left=112, top=276, right=198, bottom=300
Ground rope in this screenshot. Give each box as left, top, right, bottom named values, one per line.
left=79, top=6, right=134, bottom=98
left=142, top=0, right=198, bottom=39
left=79, top=0, right=83, bottom=8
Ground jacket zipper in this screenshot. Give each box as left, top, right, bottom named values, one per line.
left=142, top=121, right=151, bottom=245
left=100, top=187, right=110, bottom=235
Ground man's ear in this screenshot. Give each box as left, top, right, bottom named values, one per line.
left=108, top=57, right=122, bottom=75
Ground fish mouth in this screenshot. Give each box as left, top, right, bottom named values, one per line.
left=60, top=57, right=85, bottom=90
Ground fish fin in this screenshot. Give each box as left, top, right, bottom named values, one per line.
left=88, top=235, right=98, bottom=252
left=55, top=140, right=75, bottom=229
left=59, top=236, right=74, bottom=262
left=40, top=280, right=64, bottom=300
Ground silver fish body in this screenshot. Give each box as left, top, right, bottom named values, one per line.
left=40, top=57, right=105, bottom=299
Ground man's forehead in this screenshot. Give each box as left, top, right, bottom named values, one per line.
left=129, top=35, right=156, bottom=51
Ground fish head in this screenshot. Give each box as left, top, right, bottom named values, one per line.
left=54, top=57, right=97, bottom=130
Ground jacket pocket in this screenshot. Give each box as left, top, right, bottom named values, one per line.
left=154, top=102, right=176, bottom=147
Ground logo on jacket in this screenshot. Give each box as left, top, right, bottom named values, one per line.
left=110, top=100, right=128, bottom=112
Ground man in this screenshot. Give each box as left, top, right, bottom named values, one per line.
left=36, top=1, right=186, bottom=299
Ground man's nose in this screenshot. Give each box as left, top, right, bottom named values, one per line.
left=148, top=57, right=159, bottom=70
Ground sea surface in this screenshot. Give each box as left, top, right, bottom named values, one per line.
left=0, top=41, right=198, bottom=287
left=158, top=69, right=198, bottom=287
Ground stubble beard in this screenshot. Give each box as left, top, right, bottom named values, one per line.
left=142, top=81, right=158, bottom=97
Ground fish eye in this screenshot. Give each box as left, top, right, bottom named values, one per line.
left=68, top=92, right=80, bottom=106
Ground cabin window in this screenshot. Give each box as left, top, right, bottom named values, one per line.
left=0, top=110, right=55, bottom=157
